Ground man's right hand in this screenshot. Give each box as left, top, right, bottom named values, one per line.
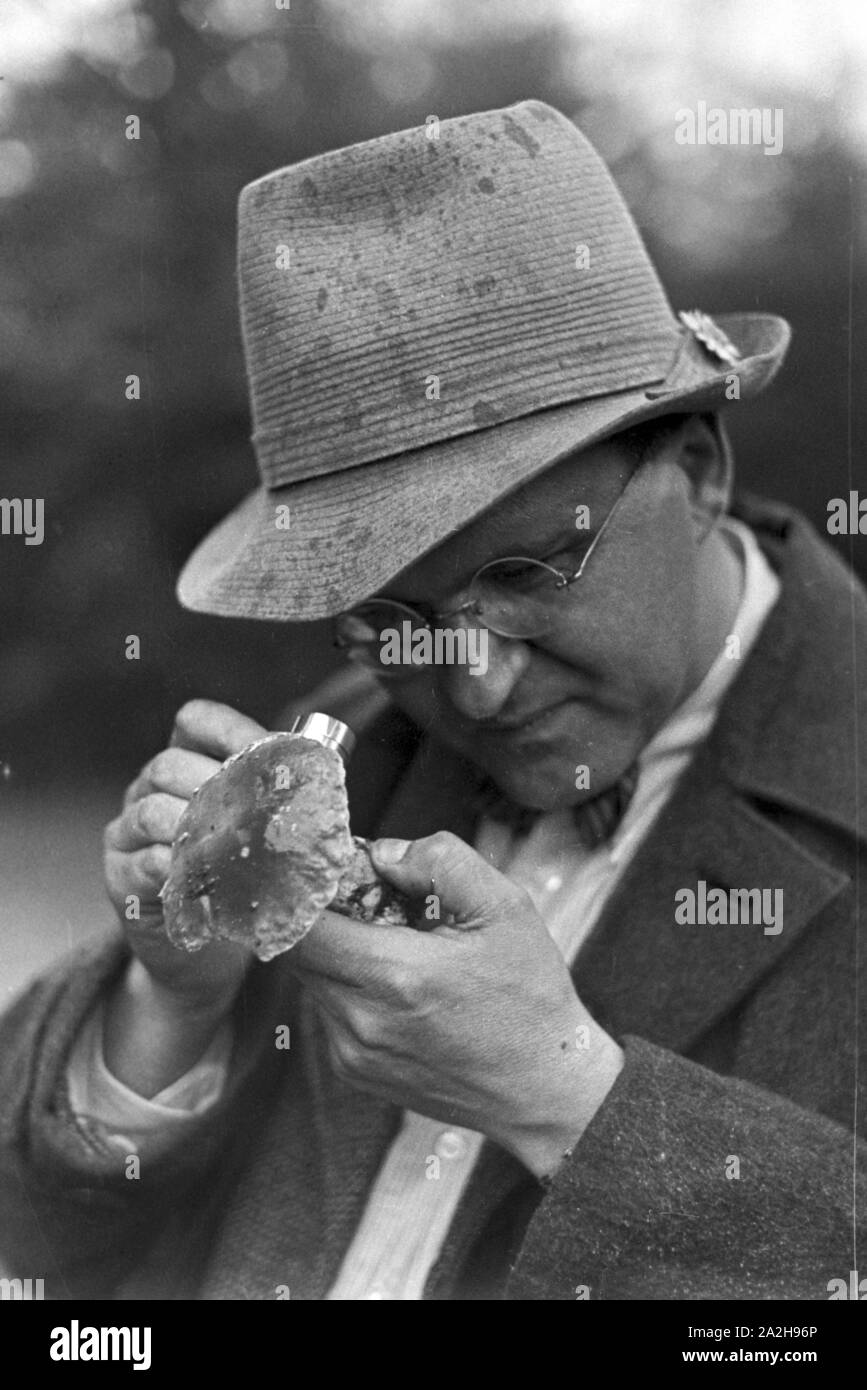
left=101, top=700, right=268, bottom=1096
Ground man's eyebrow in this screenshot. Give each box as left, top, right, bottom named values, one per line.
left=525, top=517, right=598, bottom=556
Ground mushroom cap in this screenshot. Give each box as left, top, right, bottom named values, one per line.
left=160, top=732, right=355, bottom=961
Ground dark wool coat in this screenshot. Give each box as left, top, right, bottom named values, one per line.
left=1, top=494, right=866, bottom=1300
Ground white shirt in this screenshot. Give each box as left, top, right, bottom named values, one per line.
left=67, top=516, right=780, bottom=1299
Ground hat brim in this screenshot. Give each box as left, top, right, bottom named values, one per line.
left=177, top=312, right=790, bottom=622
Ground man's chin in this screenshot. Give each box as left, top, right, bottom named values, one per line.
left=463, top=729, right=639, bottom=813
left=466, top=742, right=588, bottom=813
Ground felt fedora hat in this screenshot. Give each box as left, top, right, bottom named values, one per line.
left=177, top=99, right=790, bottom=623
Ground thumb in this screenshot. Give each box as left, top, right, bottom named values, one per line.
left=369, top=831, right=519, bottom=923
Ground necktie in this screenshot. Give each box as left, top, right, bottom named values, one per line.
left=474, top=762, right=640, bottom=852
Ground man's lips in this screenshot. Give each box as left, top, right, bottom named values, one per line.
left=476, top=699, right=573, bottom=736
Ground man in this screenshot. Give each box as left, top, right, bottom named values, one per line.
left=0, top=100, right=864, bottom=1301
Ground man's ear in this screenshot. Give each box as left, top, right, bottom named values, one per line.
left=674, top=412, right=733, bottom=540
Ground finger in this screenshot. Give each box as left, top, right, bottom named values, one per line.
left=169, top=699, right=268, bottom=760
left=369, top=831, right=520, bottom=922
left=291, top=909, right=430, bottom=987
left=105, top=842, right=172, bottom=903
left=124, top=748, right=221, bottom=807
left=107, top=794, right=188, bottom=852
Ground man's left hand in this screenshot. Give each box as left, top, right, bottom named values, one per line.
left=290, top=831, right=624, bottom=1179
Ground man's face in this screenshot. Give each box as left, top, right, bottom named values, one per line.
left=373, top=432, right=721, bottom=811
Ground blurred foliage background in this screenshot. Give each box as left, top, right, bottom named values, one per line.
left=1, top=0, right=866, bottom=787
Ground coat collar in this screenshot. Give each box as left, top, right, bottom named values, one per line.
left=713, top=493, right=867, bottom=842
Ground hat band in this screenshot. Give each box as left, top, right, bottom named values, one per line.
left=251, top=323, right=681, bottom=488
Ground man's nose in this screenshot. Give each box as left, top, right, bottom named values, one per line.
left=436, top=623, right=531, bottom=719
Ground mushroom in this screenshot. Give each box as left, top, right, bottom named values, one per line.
left=160, top=732, right=410, bottom=962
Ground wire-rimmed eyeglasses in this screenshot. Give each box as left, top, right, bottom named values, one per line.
left=333, top=460, right=643, bottom=675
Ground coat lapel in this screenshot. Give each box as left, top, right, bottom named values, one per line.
left=574, top=747, right=850, bottom=1053
left=295, top=991, right=403, bottom=1294
left=199, top=980, right=402, bottom=1300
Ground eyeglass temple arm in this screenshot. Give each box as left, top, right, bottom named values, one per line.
left=424, top=458, right=645, bottom=616
left=566, top=458, right=644, bottom=583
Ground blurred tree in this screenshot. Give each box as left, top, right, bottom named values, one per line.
left=0, top=0, right=863, bottom=780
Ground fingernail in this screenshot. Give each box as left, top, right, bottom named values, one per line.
left=372, top=837, right=410, bottom=864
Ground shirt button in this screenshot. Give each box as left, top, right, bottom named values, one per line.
left=545, top=873, right=563, bottom=892
left=435, top=1130, right=467, bottom=1161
